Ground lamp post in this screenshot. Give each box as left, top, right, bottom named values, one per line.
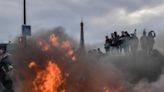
left=23, top=0, right=26, bottom=25
left=22, top=0, right=27, bottom=46
left=21, top=0, right=31, bottom=46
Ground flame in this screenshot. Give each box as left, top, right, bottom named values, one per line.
left=61, top=41, right=76, bottom=61
left=28, top=33, right=78, bottom=91
left=49, top=34, right=76, bottom=61
left=22, top=32, right=127, bottom=92
left=30, top=61, right=63, bottom=92
left=49, top=34, right=59, bottom=47
left=37, top=39, right=50, bottom=51
left=37, top=33, right=77, bottom=61
left=28, top=61, right=37, bottom=69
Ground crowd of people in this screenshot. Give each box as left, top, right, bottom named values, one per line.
left=104, top=29, right=156, bottom=54
left=88, top=29, right=157, bottom=58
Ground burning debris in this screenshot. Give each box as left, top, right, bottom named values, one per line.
left=8, top=27, right=164, bottom=92
left=29, top=61, right=63, bottom=92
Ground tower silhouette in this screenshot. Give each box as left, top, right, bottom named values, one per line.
left=79, top=18, right=85, bottom=52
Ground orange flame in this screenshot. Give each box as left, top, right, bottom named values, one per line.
left=31, top=61, right=63, bottom=92
left=32, top=34, right=77, bottom=92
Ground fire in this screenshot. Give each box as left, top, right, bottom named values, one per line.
left=37, top=33, right=77, bottom=61
left=18, top=31, right=129, bottom=92
left=61, top=41, right=76, bottom=61
left=30, top=61, right=63, bottom=92
left=28, top=33, right=78, bottom=92
left=49, top=34, right=76, bottom=61
left=28, top=61, right=37, bottom=69
left=49, top=34, right=59, bottom=47
left=37, top=39, right=50, bottom=51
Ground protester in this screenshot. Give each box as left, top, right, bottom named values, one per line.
left=147, top=31, right=156, bottom=54
left=130, top=33, right=139, bottom=53
left=104, top=36, right=111, bottom=53
left=140, top=29, right=148, bottom=52
left=101, top=29, right=156, bottom=55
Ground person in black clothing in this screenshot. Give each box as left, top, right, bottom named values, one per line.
left=140, top=29, right=148, bottom=52
left=124, top=31, right=131, bottom=53
left=0, top=49, right=14, bottom=92
left=113, top=31, right=119, bottom=38
left=130, top=33, right=139, bottom=53
left=97, top=48, right=104, bottom=58
left=112, top=31, right=120, bottom=53
left=147, top=31, right=156, bottom=54
left=119, top=31, right=126, bottom=54
left=104, top=36, right=111, bottom=53
left=120, top=31, right=125, bottom=38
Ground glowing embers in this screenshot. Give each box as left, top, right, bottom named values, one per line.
left=49, top=34, right=59, bottom=47
left=61, top=41, right=76, bottom=61
left=37, top=33, right=76, bottom=61
left=37, top=39, right=50, bottom=51
left=28, top=61, right=37, bottom=69
left=29, top=61, right=63, bottom=92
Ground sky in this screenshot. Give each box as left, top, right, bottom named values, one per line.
left=0, top=0, right=164, bottom=46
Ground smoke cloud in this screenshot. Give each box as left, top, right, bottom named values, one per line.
left=11, top=27, right=164, bottom=92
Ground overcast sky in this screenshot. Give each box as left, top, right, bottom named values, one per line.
left=0, top=0, right=164, bottom=46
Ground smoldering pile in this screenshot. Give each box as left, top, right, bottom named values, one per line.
left=11, top=27, right=164, bottom=92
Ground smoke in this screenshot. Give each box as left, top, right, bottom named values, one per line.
left=11, top=27, right=164, bottom=92
left=155, top=32, right=164, bottom=53
left=133, top=74, right=164, bottom=92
